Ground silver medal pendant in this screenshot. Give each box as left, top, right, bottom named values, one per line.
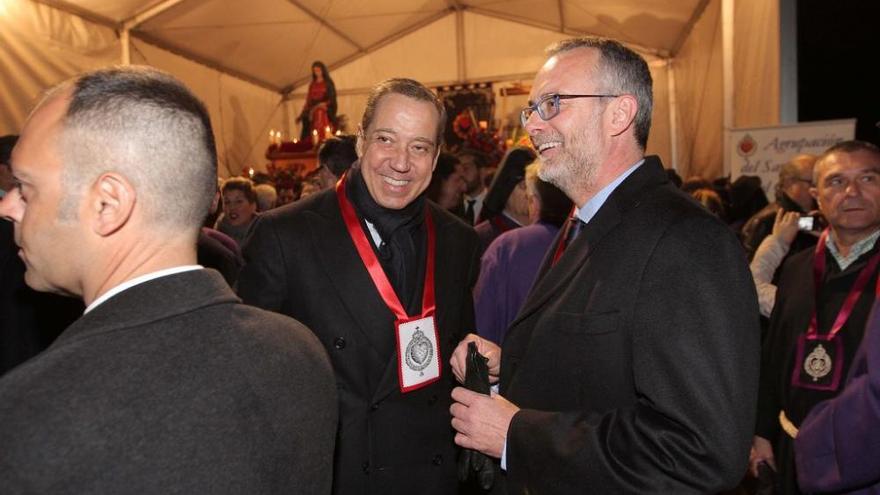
left=405, top=328, right=433, bottom=376
left=804, top=343, right=833, bottom=382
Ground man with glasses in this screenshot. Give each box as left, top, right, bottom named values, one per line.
left=449, top=37, right=760, bottom=493
left=742, top=154, right=819, bottom=260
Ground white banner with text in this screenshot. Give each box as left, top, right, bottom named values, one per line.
left=727, top=119, right=856, bottom=197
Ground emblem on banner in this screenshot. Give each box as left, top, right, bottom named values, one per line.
left=804, top=343, right=832, bottom=381
left=737, top=134, right=757, bottom=157
left=405, top=328, right=433, bottom=375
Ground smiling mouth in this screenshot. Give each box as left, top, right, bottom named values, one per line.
left=536, top=141, right=561, bottom=154
left=382, top=176, right=410, bottom=187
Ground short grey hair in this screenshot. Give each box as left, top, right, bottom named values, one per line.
left=547, top=37, right=653, bottom=150
left=254, top=183, right=277, bottom=211
left=776, top=154, right=816, bottom=199
left=55, top=65, right=217, bottom=229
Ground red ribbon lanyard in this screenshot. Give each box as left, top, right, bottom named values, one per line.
left=551, top=206, right=579, bottom=266
left=335, top=173, right=436, bottom=320
left=808, top=228, right=880, bottom=338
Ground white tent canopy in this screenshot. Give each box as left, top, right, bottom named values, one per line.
left=1, top=0, right=783, bottom=179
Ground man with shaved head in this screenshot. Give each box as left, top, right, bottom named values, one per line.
left=0, top=66, right=336, bottom=492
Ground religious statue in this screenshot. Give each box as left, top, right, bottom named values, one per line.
left=297, top=61, right=337, bottom=142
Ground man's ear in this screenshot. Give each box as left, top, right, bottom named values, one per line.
left=809, top=186, right=819, bottom=201
left=608, top=94, right=637, bottom=138
left=88, top=172, right=136, bottom=237
left=356, top=126, right=365, bottom=158
left=432, top=147, right=441, bottom=172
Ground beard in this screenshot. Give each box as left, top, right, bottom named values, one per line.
left=535, top=110, right=602, bottom=202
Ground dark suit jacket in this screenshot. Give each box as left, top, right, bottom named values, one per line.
left=238, top=188, right=481, bottom=495
left=0, top=269, right=337, bottom=494
left=499, top=157, right=761, bottom=494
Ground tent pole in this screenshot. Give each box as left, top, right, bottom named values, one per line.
left=124, top=0, right=189, bottom=30
left=779, top=0, right=798, bottom=123
left=667, top=60, right=679, bottom=172
left=721, top=0, right=735, bottom=178
left=456, top=9, right=466, bottom=83
left=121, top=28, right=131, bottom=65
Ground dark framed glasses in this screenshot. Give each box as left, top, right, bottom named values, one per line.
left=521, top=93, right=620, bottom=127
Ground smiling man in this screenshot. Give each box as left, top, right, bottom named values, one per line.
left=449, top=37, right=760, bottom=493
left=753, top=140, right=880, bottom=494
left=238, top=78, right=481, bottom=495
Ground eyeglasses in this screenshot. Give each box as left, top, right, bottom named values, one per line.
left=521, top=93, right=620, bottom=127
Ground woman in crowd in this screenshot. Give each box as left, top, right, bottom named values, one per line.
left=215, top=177, right=259, bottom=246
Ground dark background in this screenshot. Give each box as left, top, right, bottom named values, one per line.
left=798, top=0, right=880, bottom=145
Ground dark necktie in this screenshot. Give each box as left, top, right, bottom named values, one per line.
left=563, top=215, right=586, bottom=250
left=465, top=199, right=476, bottom=225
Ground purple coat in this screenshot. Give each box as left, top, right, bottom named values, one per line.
left=795, top=300, right=880, bottom=494
left=474, top=221, right=559, bottom=344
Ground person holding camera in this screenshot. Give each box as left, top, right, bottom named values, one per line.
left=742, top=154, right=820, bottom=262
left=750, top=208, right=822, bottom=318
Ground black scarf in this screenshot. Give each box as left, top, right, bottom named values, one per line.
left=347, top=166, right=427, bottom=315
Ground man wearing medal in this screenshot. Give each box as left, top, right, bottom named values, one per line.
left=752, top=140, right=880, bottom=494
left=449, top=37, right=760, bottom=493
left=239, top=78, right=481, bottom=494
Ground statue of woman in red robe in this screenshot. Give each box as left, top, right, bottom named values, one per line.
left=297, top=61, right=337, bottom=142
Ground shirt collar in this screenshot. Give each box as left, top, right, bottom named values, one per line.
left=575, top=159, right=644, bottom=224
left=85, top=265, right=203, bottom=314
left=826, top=229, right=880, bottom=271
left=464, top=190, right=486, bottom=203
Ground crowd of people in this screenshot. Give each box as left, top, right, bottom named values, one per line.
left=1, top=34, right=879, bottom=495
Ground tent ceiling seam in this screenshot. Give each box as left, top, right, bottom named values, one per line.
left=283, top=0, right=364, bottom=51
left=29, top=0, right=119, bottom=29
left=466, top=6, right=666, bottom=58
left=282, top=8, right=456, bottom=95
left=123, top=0, right=190, bottom=30
left=671, top=0, right=713, bottom=57
left=558, top=0, right=565, bottom=32
left=131, top=32, right=282, bottom=92
left=563, top=1, right=656, bottom=55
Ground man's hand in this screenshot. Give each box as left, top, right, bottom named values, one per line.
left=749, top=435, right=776, bottom=477
left=450, top=334, right=500, bottom=384
left=450, top=387, right=518, bottom=459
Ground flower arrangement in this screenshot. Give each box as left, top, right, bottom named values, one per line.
left=452, top=109, right=506, bottom=165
